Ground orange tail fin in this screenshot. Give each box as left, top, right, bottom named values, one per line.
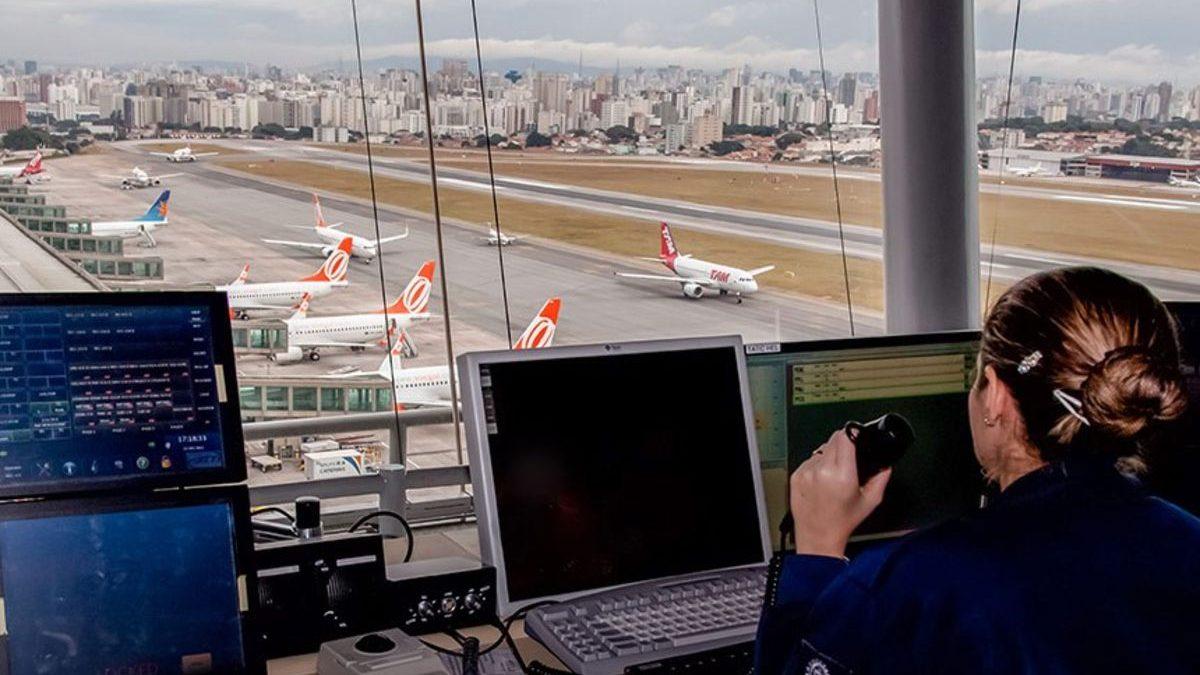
left=514, top=297, right=561, bottom=350
left=376, top=260, right=436, bottom=314
left=301, top=237, right=352, bottom=283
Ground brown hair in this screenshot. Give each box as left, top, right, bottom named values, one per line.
left=980, top=267, right=1187, bottom=471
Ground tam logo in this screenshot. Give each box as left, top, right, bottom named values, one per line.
left=709, top=269, right=731, bottom=283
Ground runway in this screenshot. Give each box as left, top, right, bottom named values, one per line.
left=170, top=140, right=1200, bottom=301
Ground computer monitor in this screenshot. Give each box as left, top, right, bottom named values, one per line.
left=0, top=292, right=245, bottom=498
left=0, top=486, right=263, bottom=674
left=460, top=336, right=771, bottom=616
left=745, top=331, right=985, bottom=546
left=1157, top=302, right=1200, bottom=516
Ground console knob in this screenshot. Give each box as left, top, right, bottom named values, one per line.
left=417, top=601, right=436, bottom=618
left=464, top=593, right=483, bottom=611
left=440, top=596, right=458, bottom=615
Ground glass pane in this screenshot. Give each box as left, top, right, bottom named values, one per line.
left=320, top=388, right=345, bottom=412
left=265, top=386, right=289, bottom=411
left=348, top=387, right=372, bottom=412
left=292, top=387, right=318, bottom=412
left=239, top=386, right=262, bottom=411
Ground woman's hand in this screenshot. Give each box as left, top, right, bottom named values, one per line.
left=790, top=429, right=892, bottom=558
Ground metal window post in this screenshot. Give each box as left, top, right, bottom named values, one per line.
left=878, top=0, right=981, bottom=332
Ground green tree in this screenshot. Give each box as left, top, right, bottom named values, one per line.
left=2, top=126, right=58, bottom=151
left=707, top=140, right=744, bottom=156
left=605, top=125, right=637, bottom=143
left=525, top=131, right=552, bottom=147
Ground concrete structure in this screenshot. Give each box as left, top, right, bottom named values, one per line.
left=1083, top=154, right=1200, bottom=183
left=0, top=186, right=103, bottom=292
left=0, top=97, right=26, bottom=133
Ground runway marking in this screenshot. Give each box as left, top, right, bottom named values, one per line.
left=1050, top=194, right=1188, bottom=211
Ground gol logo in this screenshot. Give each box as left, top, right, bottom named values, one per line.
left=403, top=276, right=432, bottom=314
left=515, top=316, right=556, bottom=350
left=323, top=250, right=349, bottom=282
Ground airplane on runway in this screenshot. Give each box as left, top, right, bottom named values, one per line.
left=221, top=237, right=353, bottom=318
left=0, top=152, right=48, bottom=184
left=268, top=260, right=437, bottom=363
left=89, top=190, right=171, bottom=246
left=484, top=226, right=521, bottom=246
left=262, top=193, right=409, bottom=263
left=105, top=166, right=183, bottom=190
left=1009, top=165, right=1049, bottom=178
left=151, top=146, right=218, bottom=162
left=1169, top=176, right=1200, bottom=189
left=331, top=297, right=561, bottom=408
left=615, top=223, right=773, bottom=303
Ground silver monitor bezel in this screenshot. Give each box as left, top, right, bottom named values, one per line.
left=458, top=335, right=772, bottom=617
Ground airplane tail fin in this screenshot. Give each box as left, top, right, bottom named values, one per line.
left=312, top=193, right=329, bottom=228
left=20, top=152, right=43, bottom=177
left=229, top=264, right=250, bottom=286
left=378, top=260, right=436, bottom=315
left=377, top=325, right=413, bottom=378
left=290, top=292, right=312, bottom=320
left=659, top=222, right=680, bottom=266
left=301, top=237, right=352, bottom=283
left=514, top=297, right=561, bottom=350
left=138, top=190, right=171, bottom=222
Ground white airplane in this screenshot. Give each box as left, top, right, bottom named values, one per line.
left=220, top=237, right=353, bottom=318
left=1009, top=165, right=1048, bottom=178
left=615, top=223, right=773, bottom=302
left=269, top=260, right=437, bottom=363
left=150, top=145, right=218, bottom=163
left=89, top=190, right=171, bottom=246
left=484, top=226, right=521, bottom=246
left=1168, top=176, right=1200, bottom=189
left=0, top=152, right=48, bottom=184
left=105, top=166, right=182, bottom=190
left=263, top=193, right=409, bottom=263
left=333, top=297, right=562, bottom=408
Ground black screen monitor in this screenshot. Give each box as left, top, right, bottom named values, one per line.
left=1158, top=302, right=1200, bottom=516
left=460, top=336, right=771, bottom=615
left=745, top=331, right=985, bottom=547
left=0, top=486, right=263, bottom=674
left=0, top=292, right=245, bottom=498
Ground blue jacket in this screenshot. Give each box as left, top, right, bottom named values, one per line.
left=755, top=459, right=1200, bottom=674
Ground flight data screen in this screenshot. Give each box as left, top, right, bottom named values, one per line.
left=0, top=303, right=228, bottom=492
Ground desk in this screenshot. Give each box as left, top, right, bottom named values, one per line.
left=266, top=620, right=566, bottom=674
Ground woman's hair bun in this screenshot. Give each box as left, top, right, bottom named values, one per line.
left=1081, top=346, right=1187, bottom=441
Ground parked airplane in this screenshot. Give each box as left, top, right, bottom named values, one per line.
left=105, top=166, right=182, bottom=190
left=263, top=193, right=409, bottom=262
left=0, top=152, right=47, bottom=183
left=89, top=190, right=171, bottom=246
left=269, top=260, right=437, bottom=363
left=1009, top=165, right=1048, bottom=178
left=484, top=226, right=521, bottom=246
left=615, top=223, right=773, bottom=302
left=332, top=297, right=562, bottom=408
left=150, top=146, right=218, bottom=162
left=1169, top=176, right=1200, bottom=189
left=221, top=237, right=353, bottom=318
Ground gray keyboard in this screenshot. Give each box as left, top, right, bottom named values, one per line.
left=524, top=566, right=766, bottom=675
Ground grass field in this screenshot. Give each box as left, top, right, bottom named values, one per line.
left=311, top=143, right=1200, bottom=272
left=217, top=158, right=884, bottom=310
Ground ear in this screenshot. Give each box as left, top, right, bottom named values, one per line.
left=982, top=364, right=1017, bottom=424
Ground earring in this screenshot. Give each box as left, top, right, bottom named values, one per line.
left=983, top=415, right=996, bottom=427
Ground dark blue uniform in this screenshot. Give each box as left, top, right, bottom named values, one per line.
left=755, top=458, right=1200, bottom=674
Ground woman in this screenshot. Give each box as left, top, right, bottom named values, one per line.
left=756, top=267, right=1200, bottom=674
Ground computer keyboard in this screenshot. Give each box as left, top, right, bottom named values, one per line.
left=524, top=566, right=766, bottom=675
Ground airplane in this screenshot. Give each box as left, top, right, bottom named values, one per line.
left=615, top=223, right=773, bottom=302
left=150, top=145, right=218, bottom=163
left=220, top=237, right=353, bottom=318
left=268, top=260, right=437, bottom=363
left=1009, top=165, right=1048, bottom=178
left=0, top=152, right=48, bottom=184
left=89, top=190, right=171, bottom=246
left=1168, top=176, right=1200, bottom=189
left=331, top=297, right=562, bottom=408
left=105, top=166, right=182, bottom=190
left=484, top=226, right=521, bottom=246
left=262, top=193, right=409, bottom=263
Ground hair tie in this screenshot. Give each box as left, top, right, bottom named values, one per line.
left=1053, top=388, right=1090, bottom=427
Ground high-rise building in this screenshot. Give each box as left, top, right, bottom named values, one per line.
left=533, top=73, right=570, bottom=114
left=731, top=86, right=753, bottom=126
left=0, top=97, right=27, bottom=132
left=690, top=114, right=722, bottom=149
left=23, top=61, right=36, bottom=75
left=1158, top=81, right=1174, bottom=121
left=837, top=73, right=857, bottom=107
left=664, top=123, right=688, bottom=153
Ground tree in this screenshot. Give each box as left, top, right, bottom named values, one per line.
left=724, top=123, right=778, bottom=137
left=605, top=125, right=637, bottom=143
left=1118, top=136, right=1177, bottom=158
left=706, top=140, right=744, bottom=156
left=774, top=132, right=807, bottom=150
left=525, top=131, right=551, bottom=148
left=2, top=126, right=59, bottom=151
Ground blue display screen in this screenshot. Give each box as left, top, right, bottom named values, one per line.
left=0, top=304, right=227, bottom=492
left=0, top=501, right=247, bottom=674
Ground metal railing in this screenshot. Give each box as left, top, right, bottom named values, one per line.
left=242, top=409, right=474, bottom=531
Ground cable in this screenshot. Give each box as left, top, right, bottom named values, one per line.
left=349, top=0, right=407, bottom=456
left=347, top=509, right=415, bottom=563
left=250, top=506, right=295, bottom=523
left=467, top=0, right=515, bottom=348
left=812, top=0, right=855, bottom=336
left=983, top=0, right=1024, bottom=312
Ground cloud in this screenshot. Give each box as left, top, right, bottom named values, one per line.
left=976, top=0, right=1116, bottom=12
left=619, top=20, right=659, bottom=46
left=976, top=43, right=1200, bottom=84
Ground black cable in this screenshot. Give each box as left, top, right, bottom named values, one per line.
left=461, top=636, right=481, bottom=675
left=984, top=0, right=1023, bottom=312
left=467, top=0, right=515, bottom=347
left=250, top=506, right=295, bottom=523
left=347, top=509, right=415, bottom=563
left=812, top=0, right=855, bottom=336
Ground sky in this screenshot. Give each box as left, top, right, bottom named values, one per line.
left=2, top=0, right=1198, bottom=85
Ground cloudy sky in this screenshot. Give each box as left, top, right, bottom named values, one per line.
left=2, top=0, right=1198, bottom=84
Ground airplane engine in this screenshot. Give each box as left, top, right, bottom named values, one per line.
left=682, top=282, right=705, bottom=299
left=152, top=178, right=162, bottom=186
left=320, top=246, right=335, bottom=257
left=268, top=346, right=305, bottom=364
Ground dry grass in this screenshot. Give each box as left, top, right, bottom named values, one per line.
left=217, top=158, right=883, bottom=309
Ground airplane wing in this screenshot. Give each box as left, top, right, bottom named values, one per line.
left=746, top=265, right=775, bottom=277
left=395, top=395, right=454, bottom=408
left=193, top=152, right=219, bottom=158
left=375, top=227, right=410, bottom=245
left=147, top=152, right=174, bottom=158
left=151, top=172, right=184, bottom=180
left=614, top=272, right=717, bottom=286
left=262, top=238, right=327, bottom=251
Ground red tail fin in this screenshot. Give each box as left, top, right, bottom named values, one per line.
left=292, top=292, right=312, bottom=319
left=514, top=297, right=561, bottom=350
left=659, top=222, right=679, bottom=268
left=231, top=264, right=250, bottom=285
left=376, top=260, right=436, bottom=314
left=313, top=193, right=329, bottom=228
left=20, top=152, right=43, bottom=177
left=302, top=237, right=352, bottom=283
